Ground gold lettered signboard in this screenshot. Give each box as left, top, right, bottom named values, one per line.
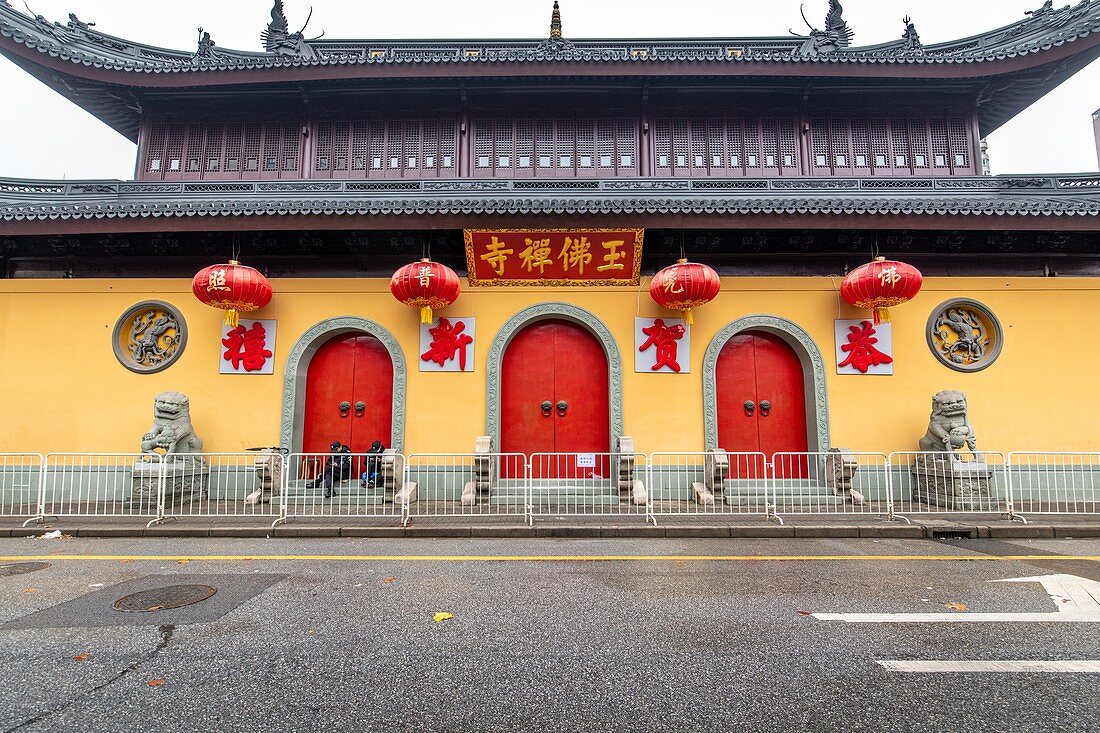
left=463, top=229, right=644, bottom=286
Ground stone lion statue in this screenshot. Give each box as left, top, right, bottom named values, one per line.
left=141, top=392, right=203, bottom=455
left=918, top=390, right=977, bottom=453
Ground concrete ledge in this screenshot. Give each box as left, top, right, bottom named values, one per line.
left=471, top=526, right=538, bottom=538
left=272, top=526, right=341, bottom=538
left=402, top=526, right=472, bottom=538
left=987, top=525, right=1056, bottom=539
left=794, top=526, right=860, bottom=538
left=534, top=526, right=603, bottom=538
left=602, top=525, right=665, bottom=538
left=728, top=525, right=796, bottom=537
left=209, top=527, right=270, bottom=538
left=1054, top=526, right=1100, bottom=538
left=144, top=527, right=212, bottom=538
left=857, top=525, right=926, bottom=539
left=663, top=526, right=730, bottom=538
left=340, top=527, right=406, bottom=538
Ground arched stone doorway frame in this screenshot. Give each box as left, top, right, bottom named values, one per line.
left=486, top=303, right=623, bottom=453
left=280, top=317, right=408, bottom=453
left=702, top=315, right=830, bottom=453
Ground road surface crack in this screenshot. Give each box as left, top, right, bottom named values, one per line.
left=4, top=624, right=176, bottom=732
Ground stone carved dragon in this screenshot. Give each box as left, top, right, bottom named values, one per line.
left=129, top=309, right=180, bottom=367
left=141, top=392, right=204, bottom=455
left=918, top=391, right=977, bottom=454
left=796, top=0, right=854, bottom=56
left=261, top=0, right=321, bottom=60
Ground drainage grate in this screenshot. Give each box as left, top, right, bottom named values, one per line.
left=113, top=585, right=217, bottom=613
left=931, top=530, right=975, bottom=540
left=0, top=562, right=50, bottom=577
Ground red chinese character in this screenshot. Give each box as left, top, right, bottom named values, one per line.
left=639, top=318, right=686, bottom=373
left=421, top=318, right=473, bottom=371
left=222, top=322, right=273, bottom=372
left=838, top=321, right=893, bottom=374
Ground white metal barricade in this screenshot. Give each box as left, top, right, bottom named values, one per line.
left=404, top=453, right=529, bottom=521
left=889, top=451, right=1015, bottom=519
left=32, top=453, right=163, bottom=525
left=0, top=453, right=44, bottom=521
left=769, top=452, right=892, bottom=519
left=1008, top=452, right=1100, bottom=517
left=647, top=452, right=770, bottom=520
left=527, top=452, right=649, bottom=518
left=283, top=452, right=403, bottom=523
left=153, top=452, right=284, bottom=525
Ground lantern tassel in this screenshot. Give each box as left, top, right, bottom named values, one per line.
left=420, top=307, right=433, bottom=325
left=226, top=309, right=239, bottom=328
left=873, top=307, right=891, bottom=325
left=683, top=309, right=694, bottom=326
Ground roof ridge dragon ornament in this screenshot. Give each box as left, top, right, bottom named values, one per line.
left=795, top=0, right=854, bottom=56
left=261, top=0, right=323, bottom=60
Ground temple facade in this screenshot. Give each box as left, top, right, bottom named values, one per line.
left=1, top=0, right=1099, bottom=460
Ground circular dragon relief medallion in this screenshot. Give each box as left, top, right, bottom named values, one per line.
left=926, top=298, right=1003, bottom=373
left=112, top=300, right=188, bottom=374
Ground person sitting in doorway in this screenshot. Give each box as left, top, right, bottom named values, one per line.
left=306, top=440, right=352, bottom=499
left=360, top=440, right=385, bottom=488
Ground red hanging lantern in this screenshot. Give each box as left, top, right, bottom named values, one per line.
left=192, top=260, right=272, bottom=327
left=391, top=258, right=461, bottom=325
left=841, top=256, right=923, bottom=325
left=649, top=259, right=721, bottom=326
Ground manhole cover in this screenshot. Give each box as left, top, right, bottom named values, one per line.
left=113, top=585, right=217, bottom=613
left=0, top=562, right=50, bottom=577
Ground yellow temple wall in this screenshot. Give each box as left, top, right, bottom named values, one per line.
left=0, top=276, right=1097, bottom=456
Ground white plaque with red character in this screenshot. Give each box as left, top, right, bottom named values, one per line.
left=834, top=320, right=893, bottom=376
left=635, top=317, right=690, bottom=374
left=420, top=317, right=475, bottom=373
left=220, top=319, right=277, bottom=375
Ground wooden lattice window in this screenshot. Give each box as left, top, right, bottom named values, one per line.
left=311, top=119, right=459, bottom=178
left=807, top=115, right=976, bottom=176
left=653, top=117, right=798, bottom=177
left=470, top=117, right=637, bottom=177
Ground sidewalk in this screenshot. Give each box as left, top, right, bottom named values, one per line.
left=4, top=515, right=1098, bottom=539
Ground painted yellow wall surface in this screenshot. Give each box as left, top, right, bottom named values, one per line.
left=0, top=276, right=1096, bottom=456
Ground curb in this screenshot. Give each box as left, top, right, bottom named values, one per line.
left=2, top=523, right=1097, bottom=540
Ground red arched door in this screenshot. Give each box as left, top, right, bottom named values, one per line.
left=716, top=330, right=808, bottom=477
left=303, top=333, right=394, bottom=454
left=501, top=319, right=610, bottom=477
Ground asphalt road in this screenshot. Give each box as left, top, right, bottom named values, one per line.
left=1, top=537, right=1098, bottom=732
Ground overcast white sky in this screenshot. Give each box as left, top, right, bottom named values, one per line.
left=1, top=0, right=1097, bottom=179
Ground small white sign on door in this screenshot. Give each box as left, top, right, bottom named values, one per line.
left=576, top=453, right=597, bottom=468
left=219, top=319, right=277, bottom=375
left=419, top=317, right=475, bottom=372
left=835, top=320, right=893, bottom=375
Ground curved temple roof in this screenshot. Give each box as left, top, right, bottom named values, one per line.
left=2, top=174, right=1098, bottom=235
left=1, top=0, right=1098, bottom=73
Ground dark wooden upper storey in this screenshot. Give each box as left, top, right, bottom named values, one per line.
left=2, top=0, right=1099, bottom=183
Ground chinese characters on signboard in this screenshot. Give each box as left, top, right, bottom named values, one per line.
left=464, top=229, right=643, bottom=286
left=635, top=317, right=690, bottom=373
left=834, top=320, right=893, bottom=375
left=220, top=320, right=277, bottom=375
left=419, top=317, right=475, bottom=372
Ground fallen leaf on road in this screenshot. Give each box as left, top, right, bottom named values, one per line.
left=73, top=654, right=90, bottom=662
left=147, top=679, right=165, bottom=687
left=23, top=588, right=37, bottom=594
left=383, top=577, right=397, bottom=584
left=433, top=612, right=454, bottom=623
left=176, top=560, right=189, bottom=565
left=796, top=610, right=812, bottom=616
left=119, top=560, right=133, bottom=564
left=945, top=603, right=969, bottom=612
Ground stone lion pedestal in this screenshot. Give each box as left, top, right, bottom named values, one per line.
left=911, top=453, right=992, bottom=510
left=132, top=456, right=209, bottom=504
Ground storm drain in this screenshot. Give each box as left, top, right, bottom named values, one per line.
left=0, top=562, right=50, bottom=577
left=113, top=585, right=217, bottom=613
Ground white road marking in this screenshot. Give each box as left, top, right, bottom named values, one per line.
left=815, top=574, right=1100, bottom=623
left=878, top=661, right=1100, bottom=673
